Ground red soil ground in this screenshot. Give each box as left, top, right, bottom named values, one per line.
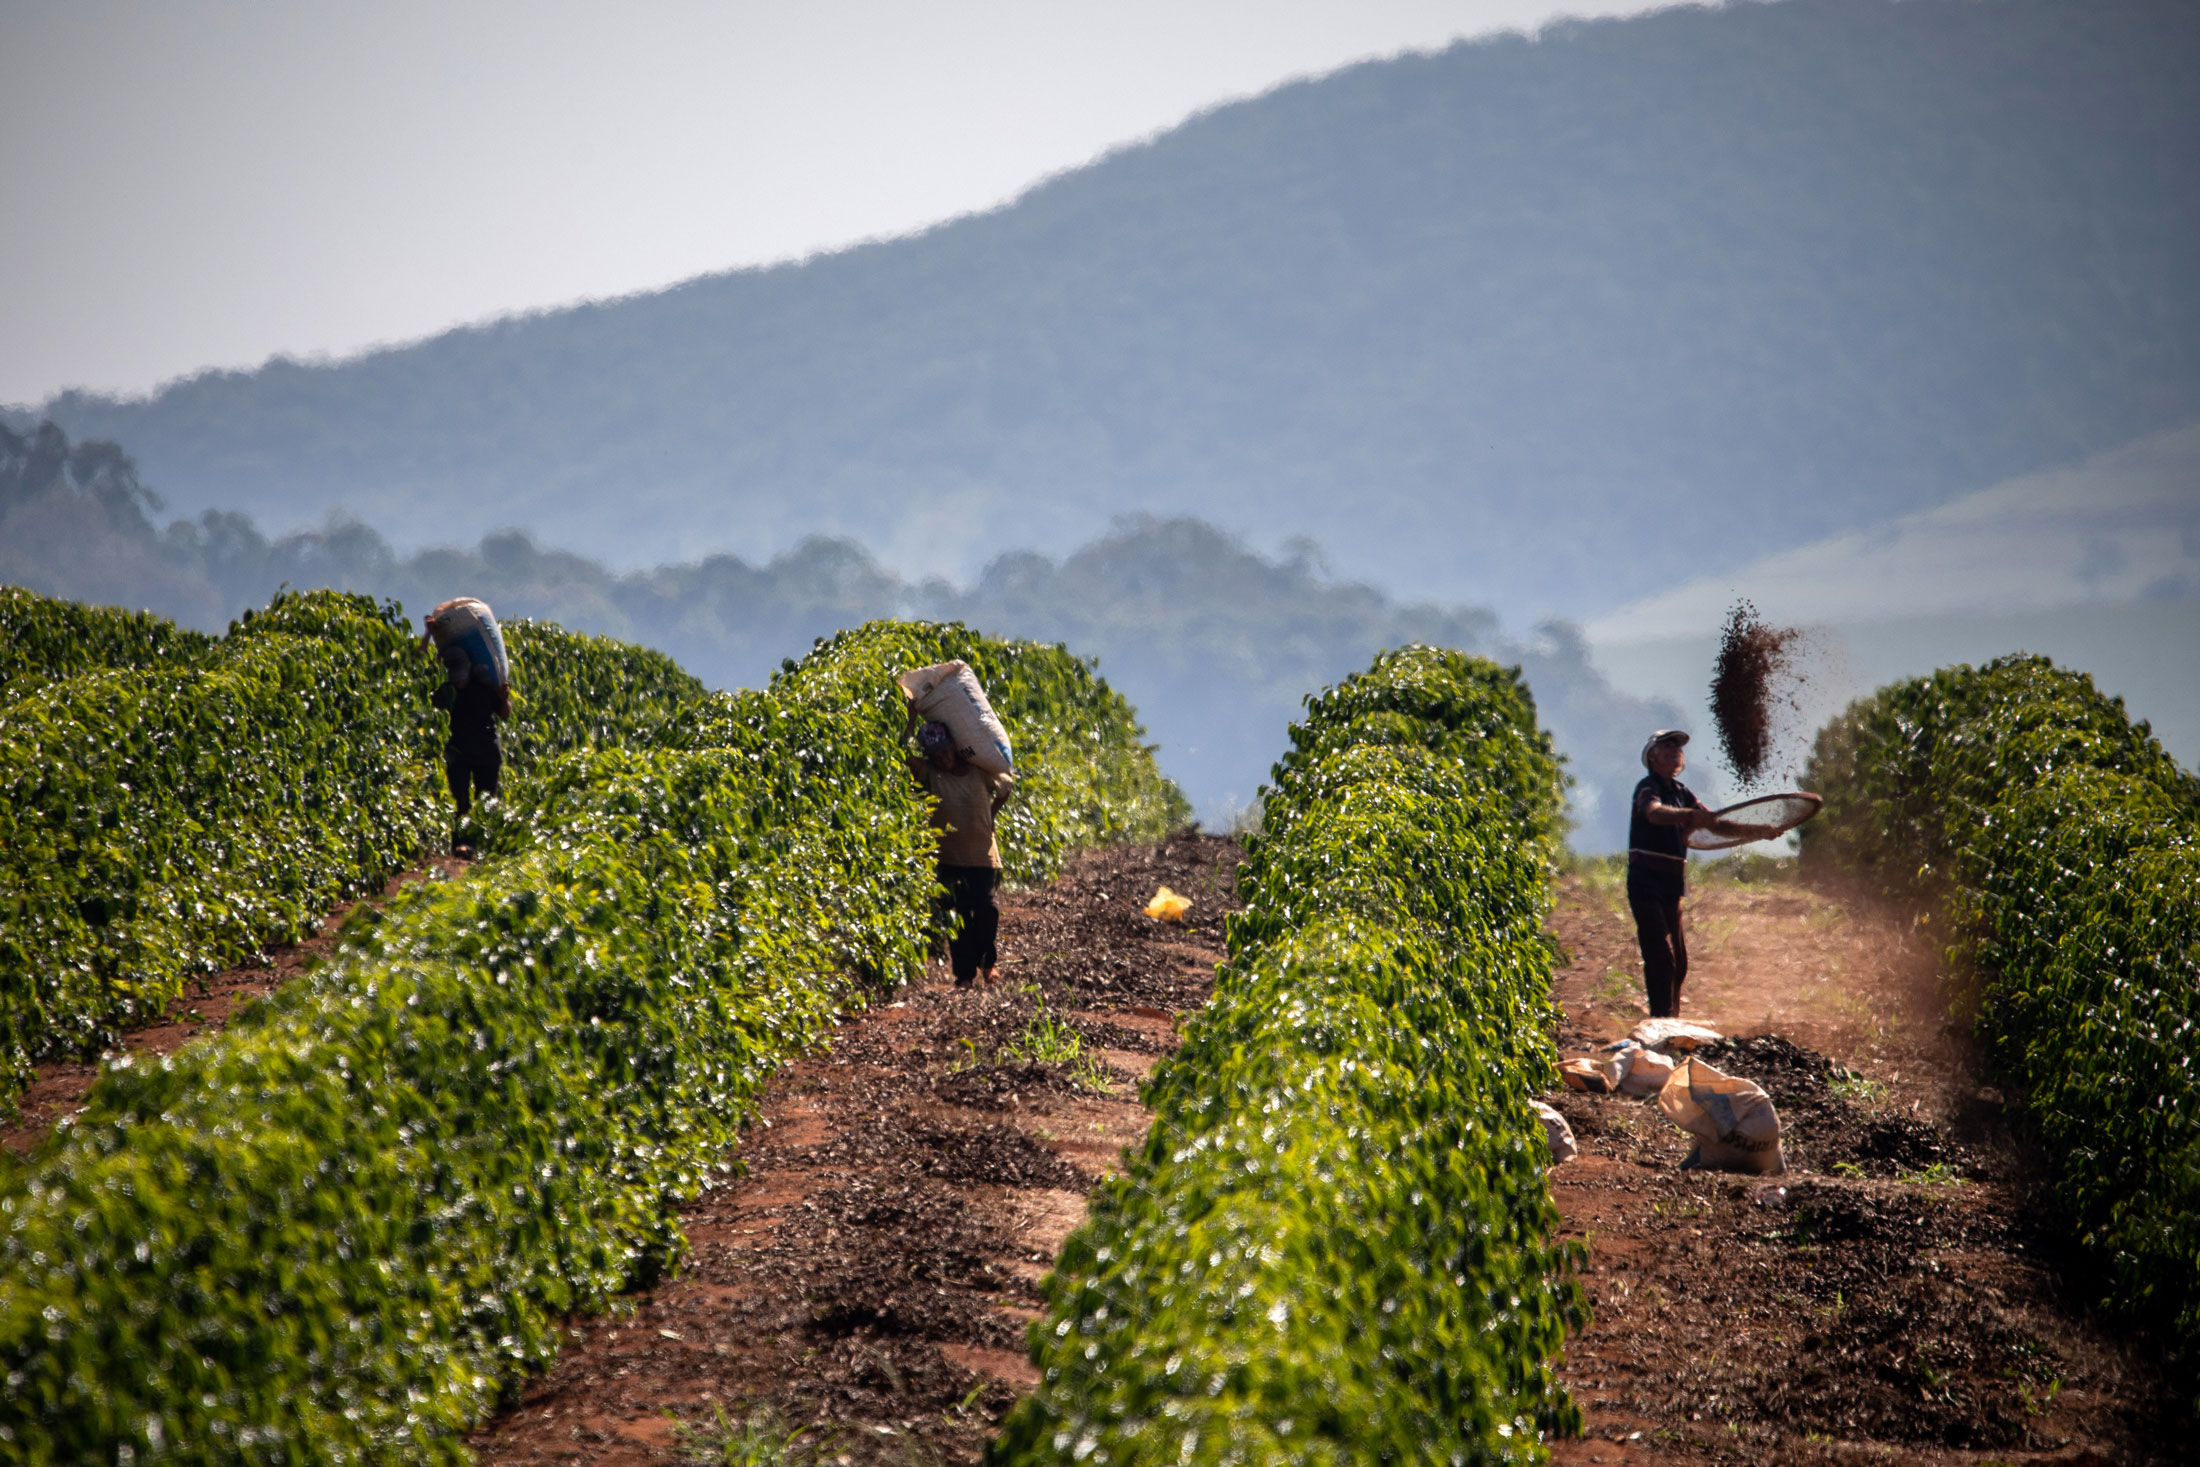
left=1544, top=858, right=2178, bottom=1466
left=466, top=833, right=1244, bottom=1466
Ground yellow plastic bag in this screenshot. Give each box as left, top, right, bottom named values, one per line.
left=1143, top=885, right=1192, bottom=923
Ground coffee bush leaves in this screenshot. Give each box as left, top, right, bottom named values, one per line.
left=0, top=600, right=1179, bottom=1463
left=994, top=644, right=1583, bottom=1466
left=0, top=592, right=725, bottom=1109
left=1805, top=653, right=2200, bottom=1403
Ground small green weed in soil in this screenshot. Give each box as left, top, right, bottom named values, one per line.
left=998, top=988, right=1112, bottom=1092
left=669, top=1403, right=833, bottom=1465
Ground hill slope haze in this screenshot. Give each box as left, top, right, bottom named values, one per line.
left=35, top=0, right=2200, bottom=614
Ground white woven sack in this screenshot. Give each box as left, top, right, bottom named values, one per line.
left=1531, top=1100, right=1578, bottom=1164
left=1591, top=1037, right=1680, bottom=1096
left=1657, top=1057, right=1784, bottom=1174
left=1628, top=1018, right=1723, bottom=1055
left=426, top=597, right=510, bottom=689
left=896, top=660, right=1013, bottom=774
left=1617, top=1046, right=1677, bottom=1097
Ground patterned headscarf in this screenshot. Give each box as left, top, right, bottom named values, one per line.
left=917, top=720, right=954, bottom=754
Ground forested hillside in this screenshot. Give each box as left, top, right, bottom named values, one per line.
left=2, top=421, right=1677, bottom=841
left=26, top=0, right=2198, bottom=614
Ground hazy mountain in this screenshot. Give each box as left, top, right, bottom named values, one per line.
left=1586, top=420, right=2200, bottom=637
left=2, top=422, right=1678, bottom=844
left=1590, top=596, right=2200, bottom=803
left=27, top=0, right=2198, bottom=619
left=1582, top=420, right=2200, bottom=792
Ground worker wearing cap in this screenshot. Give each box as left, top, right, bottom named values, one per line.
left=1629, top=730, right=1718, bottom=1017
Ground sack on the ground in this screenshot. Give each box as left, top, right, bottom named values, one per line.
left=1532, top=1099, right=1578, bottom=1164
left=1143, top=885, right=1191, bottom=923
left=1588, top=1038, right=1679, bottom=1097
left=1560, top=1056, right=1617, bottom=1093
left=1615, top=1043, right=1678, bottom=1097
left=1629, top=1017, right=1723, bottom=1055
left=426, top=598, right=511, bottom=691
left=1658, top=1057, right=1784, bottom=1174
left=896, top=660, right=1013, bottom=774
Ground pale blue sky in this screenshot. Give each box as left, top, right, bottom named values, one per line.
left=1, top=0, right=1677, bottom=405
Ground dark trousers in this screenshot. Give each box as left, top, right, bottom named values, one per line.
left=446, top=747, right=502, bottom=822
left=1627, top=876, right=1688, bottom=1018
left=937, top=864, right=1000, bottom=982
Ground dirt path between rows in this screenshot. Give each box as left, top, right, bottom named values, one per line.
left=1544, top=860, right=2179, bottom=1466
left=469, top=833, right=1244, bottom=1466
left=0, top=856, right=470, bottom=1156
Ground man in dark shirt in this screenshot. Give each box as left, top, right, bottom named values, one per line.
left=1628, top=729, right=1717, bottom=1017
left=429, top=630, right=505, bottom=854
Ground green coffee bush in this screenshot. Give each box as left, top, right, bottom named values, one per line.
left=995, top=645, right=1581, bottom=1465
left=0, top=591, right=729, bottom=1109
left=0, top=611, right=1179, bottom=1463
left=1804, top=653, right=2200, bottom=1401
left=0, top=590, right=443, bottom=1102
left=777, top=619, right=1190, bottom=882
left=0, top=585, right=216, bottom=690
left=499, top=619, right=708, bottom=776
left=0, top=730, right=933, bottom=1463
left=1803, top=652, right=2197, bottom=889
left=1270, top=644, right=1566, bottom=847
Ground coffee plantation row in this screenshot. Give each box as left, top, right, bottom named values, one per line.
left=1805, top=654, right=2200, bottom=1404
left=996, top=645, right=1584, bottom=1465
left=0, top=596, right=1183, bottom=1463
left=0, top=588, right=705, bottom=1109
left=773, top=620, right=1190, bottom=882
left=0, top=588, right=216, bottom=689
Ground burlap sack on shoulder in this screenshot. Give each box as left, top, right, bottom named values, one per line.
left=896, top=660, right=1014, bottom=775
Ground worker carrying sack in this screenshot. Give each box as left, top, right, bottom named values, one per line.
left=1658, top=1057, right=1785, bottom=1174
left=896, top=660, right=1013, bottom=775
left=425, top=598, right=512, bottom=712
